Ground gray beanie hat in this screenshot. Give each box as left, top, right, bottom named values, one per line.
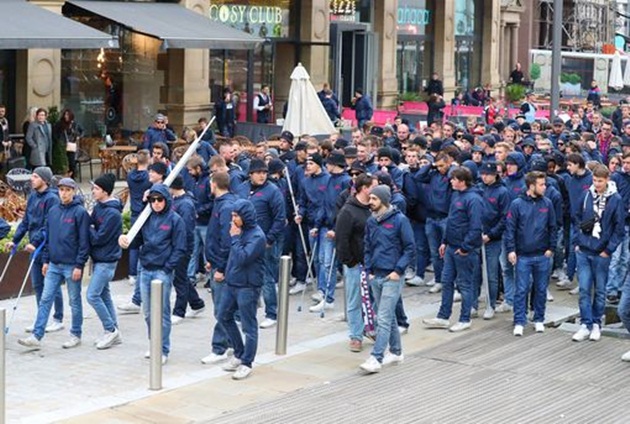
left=370, top=184, right=391, bottom=206
left=33, top=166, right=53, bottom=185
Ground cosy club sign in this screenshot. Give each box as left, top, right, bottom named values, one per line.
left=208, top=3, right=289, bottom=38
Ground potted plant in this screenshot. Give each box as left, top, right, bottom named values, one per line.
left=113, top=210, right=131, bottom=281
left=505, top=83, right=527, bottom=105
left=0, top=229, right=34, bottom=300
left=398, top=91, right=426, bottom=112
left=560, top=72, right=582, bottom=96
left=530, top=63, right=541, bottom=90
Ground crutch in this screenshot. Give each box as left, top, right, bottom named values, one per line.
left=481, top=244, right=493, bottom=317
left=6, top=240, right=46, bottom=334
left=319, top=248, right=337, bottom=318
left=0, top=244, right=17, bottom=287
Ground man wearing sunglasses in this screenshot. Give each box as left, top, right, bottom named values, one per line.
left=119, top=184, right=186, bottom=365
left=142, top=113, right=176, bottom=151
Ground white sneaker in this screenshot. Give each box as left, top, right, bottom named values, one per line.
left=422, top=317, right=450, bottom=329
left=289, top=282, right=306, bottom=295
left=62, top=336, right=81, bottom=349
left=161, top=355, right=168, bottom=365
left=382, top=352, right=404, bottom=366
left=144, top=350, right=150, bottom=359
left=572, top=324, right=591, bottom=342
left=335, top=280, right=344, bottom=289
left=232, top=364, right=253, bottom=380
left=259, top=318, right=277, bottom=329
left=569, top=286, right=579, bottom=295
left=185, top=307, right=205, bottom=318
left=128, top=275, right=137, bottom=286
left=398, top=326, right=409, bottom=335
left=222, top=356, right=242, bottom=372
left=534, top=322, right=545, bottom=333
left=495, top=303, right=513, bottom=313
left=45, top=320, right=64, bottom=333
left=117, top=302, right=141, bottom=314
left=426, top=264, right=434, bottom=273
left=551, top=269, right=560, bottom=280
left=621, top=350, right=630, bottom=362
left=24, top=324, right=34, bottom=333
left=513, top=325, right=524, bottom=337
left=429, top=283, right=442, bottom=293
left=555, top=278, right=573, bottom=290
left=18, top=335, right=41, bottom=350
left=311, top=291, right=324, bottom=302
left=96, top=329, right=121, bottom=350
left=405, top=276, right=424, bottom=287
left=424, top=278, right=436, bottom=287
left=359, top=355, right=381, bottom=373
left=546, top=289, right=554, bottom=302
left=309, top=300, right=334, bottom=313
left=171, top=315, right=184, bottom=325
left=589, top=324, right=601, bottom=341
left=201, top=351, right=229, bottom=365
left=470, top=308, right=478, bottom=318
left=483, top=308, right=495, bottom=320
left=453, top=292, right=462, bottom=303
left=449, top=321, right=471, bottom=332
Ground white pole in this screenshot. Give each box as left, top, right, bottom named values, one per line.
left=125, top=116, right=216, bottom=243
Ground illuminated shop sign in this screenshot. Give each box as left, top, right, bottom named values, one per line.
left=209, top=4, right=290, bottom=38
left=397, top=1, right=431, bottom=35
left=330, top=0, right=357, bottom=22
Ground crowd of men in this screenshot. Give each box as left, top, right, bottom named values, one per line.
left=7, top=99, right=630, bottom=378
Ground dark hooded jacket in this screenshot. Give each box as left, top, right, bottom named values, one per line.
left=127, top=169, right=152, bottom=217
left=503, top=152, right=527, bottom=202
left=171, top=191, right=197, bottom=254
left=44, top=195, right=90, bottom=268
left=235, top=179, right=286, bottom=245
left=443, top=187, right=483, bottom=252
left=90, top=198, right=123, bottom=263
left=505, top=193, right=557, bottom=256
left=479, top=178, right=510, bottom=241
left=13, top=186, right=59, bottom=248
left=225, top=199, right=267, bottom=288
left=206, top=192, right=238, bottom=274
left=336, top=196, right=371, bottom=267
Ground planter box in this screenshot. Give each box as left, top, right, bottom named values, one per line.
left=113, top=249, right=130, bottom=281
left=0, top=251, right=35, bottom=301
left=561, top=83, right=582, bottom=96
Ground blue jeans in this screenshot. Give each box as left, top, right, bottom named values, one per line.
left=33, top=263, right=82, bottom=340
left=395, top=297, right=409, bottom=328
left=87, top=262, right=118, bottom=332
left=173, top=255, right=205, bottom=318
left=411, top=221, right=430, bottom=278
left=553, top=227, right=565, bottom=271
left=500, top=239, right=516, bottom=306
left=608, top=225, right=629, bottom=296
left=425, top=217, right=447, bottom=283
left=310, top=229, right=336, bottom=303
left=566, top=224, right=577, bottom=280
left=618, top=274, right=630, bottom=332
left=474, top=241, right=501, bottom=309
left=370, top=276, right=402, bottom=362
left=139, top=266, right=173, bottom=356
left=576, top=251, right=610, bottom=328
left=262, top=239, right=282, bottom=320
left=31, top=255, right=63, bottom=323
left=513, top=255, right=551, bottom=326
left=210, top=275, right=231, bottom=355
left=437, top=246, right=477, bottom=323
left=344, top=265, right=363, bottom=341
left=187, top=226, right=207, bottom=282
left=217, top=286, right=260, bottom=367
left=284, top=222, right=308, bottom=282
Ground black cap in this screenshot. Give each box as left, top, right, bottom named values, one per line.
left=479, top=162, right=497, bottom=175
left=93, top=172, right=116, bottom=195
left=344, top=146, right=358, bottom=158
left=268, top=158, right=285, bottom=175
left=521, top=122, right=532, bottom=134
left=327, top=151, right=346, bottom=168
left=472, top=145, right=485, bottom=154
left=350, top=161, right=366, bottom=174
left=280, top=131, right=294, bottom=144
left=306, top=153, right=323, bottom=168
left=249, top=158, right=269, bottom=173
left=521, top=138, right=536, bottom=148
left=149, top=162, right=168, bottom=176
left=462, top=134, right=475, bottom=144
left=377, top=147, right=392, bottom=160
left=334, top=138, right=350, bottom=150
left=430, top=139, right=442, bottom=153
left=553, top=118, right=564, bottom=126
left=170, top=175, right=185, bottom=190
left=294, top=141, right=308, bottom=151
left=413, top=136, right=428, bottom=149
left=530, top=160, right=548, bottom=172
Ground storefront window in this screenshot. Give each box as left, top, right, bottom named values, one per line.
left=397, top=0, right=433, bottom=94
left=454, top=0, right=483, bottom=90
left=0, top=51, right=16, bottom=132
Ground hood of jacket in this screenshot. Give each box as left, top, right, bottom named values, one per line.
left=507, top=152, right=527, bottom=177
left=149, top=183, right=172, bottom=213
left=589, top=180, right=618, bottom=199
left=233, top=199, right=257, bottom=229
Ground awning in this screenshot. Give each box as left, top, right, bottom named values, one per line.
left=0, top=0, right=117, bottom=49
left=66, top=1, right=263, bottom=50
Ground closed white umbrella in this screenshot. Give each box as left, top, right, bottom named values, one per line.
left=623, top=53, right=630, bottom=87
left=609, top=51, right=624, bottom=91
left=282, top=63, right=336, bottom=136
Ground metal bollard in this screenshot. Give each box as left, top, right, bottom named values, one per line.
left=275, top=256, right=292, bottom=355
left=0, top=309, right=5, bottom=424
left=149, top=279, right=163, bottom=391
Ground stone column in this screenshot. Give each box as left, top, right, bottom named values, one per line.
left=511, top=24, right=519, bottom=73
left=432, top=0, right=456, bottom=100
left=500, top=21, right=508, bottom=83
left=373, top=0, right=398, bottom=109
left=160, top=0, right=211, bottom=133
left=299, top=0, right=330, bottom=90
left=481, top=0, right=501, bottom=93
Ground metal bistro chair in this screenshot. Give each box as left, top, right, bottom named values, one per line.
left=76, top=149, right=94, bottom=182
left=6, top=168, right=32, bottom=197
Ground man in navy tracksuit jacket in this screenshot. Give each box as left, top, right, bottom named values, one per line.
left=610, top=153, right=630, bottom=302
left=476, top=162, right=509, bottom=318
left=235, top=159, right=286, bottom=328
left=496, top=151, right=527, bottom=313
left=414, top=152, right=456, bottom=293
left=87, top=173, right=123, bottom=350
left=572, top=165, right=625, bottom=342
left=376, top=147, right=404, bottom=190
left=170, top=176, right=205, bottom=323
left=7, top=166, right=64, bottom=332
left=359, top=185, right=415, bottom=373
left=187, top=156, right=213, bottom=286
left=19, top=178, right=90, bottom=350
left=119, top=184, right=187, bottom=363
left=423, top=167, right=483, bottom=332
left=217, top=199, right=266, bottom=380
left=505, top=171, right=557, bottom=336
left=202, top=171, right=237, bottom=364
left=561, top=153, right=594, bottom=291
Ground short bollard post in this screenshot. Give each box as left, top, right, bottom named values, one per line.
left=149, top=279, right=163, bottom=390
left=0, top=309, right=5, bottom=424
left=275, top=256, right=292, bottom=355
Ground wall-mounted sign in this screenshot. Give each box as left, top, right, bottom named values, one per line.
left=397, top=0, right=430, bottom=35
left=209, top=3, right=290, bottom=38
left=330, top=0, right=357, bottom=22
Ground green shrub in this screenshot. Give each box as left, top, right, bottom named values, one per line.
left=600, top=106, right=616, bottom=119
left=530, top=63, right=541, bottom=81
left=399, top=92, right=422, bottom=102
left=0, top=227, right=29, bottom=254
left=122, top=210, right=131, bottom=235
left=505, top=83, right=527, bottom=103
left=560, top=73, right=582, bottom=85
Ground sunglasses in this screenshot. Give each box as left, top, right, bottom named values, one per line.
left=350, top=172, right=362, bottom=177
left=156, top=121, right=165, bottom=124
left=149, top=196, right=165, bottom=203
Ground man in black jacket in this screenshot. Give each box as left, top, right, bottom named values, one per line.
left=336, top=173, right=377, bottom=353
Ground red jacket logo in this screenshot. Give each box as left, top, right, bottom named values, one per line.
left=382, top=223, right=394, bottom=229
left=539, top=208, right=549, bottom=213
left=159, top=224, right=171, bottom=231
left=63, top=218, right=74, bottom=224
left=254, top=192, right=264, bottom=197
left=318, top=185, right=326, bottom=191
left=488, top=197, right=497, bottom=204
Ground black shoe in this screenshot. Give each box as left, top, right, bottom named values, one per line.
left=607, top=295, right=620, bottom=305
